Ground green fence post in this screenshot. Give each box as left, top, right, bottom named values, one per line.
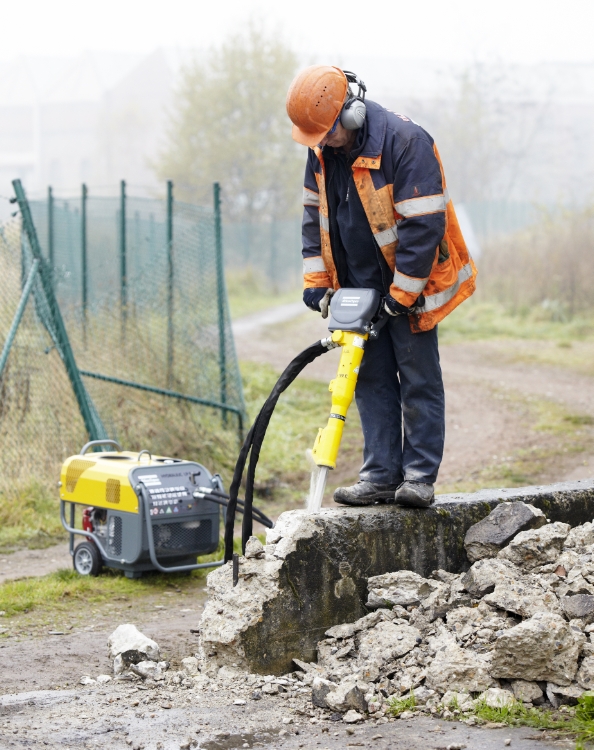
left=213, top=182, right=227, bottom=425
left=12, top=179, right=107, bottom=440
left=120, top=179, right=127, bottom=336
left=81, top=183, right=88, bottom=347
left=47, top=185, right=54, bottom=269
left=166, top=180, right=174, bottom=388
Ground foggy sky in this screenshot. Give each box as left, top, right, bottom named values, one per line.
left=1, top=0, right=592, bottom=65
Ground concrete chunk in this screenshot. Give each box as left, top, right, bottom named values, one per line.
left=464, top=502, right=547, bottom=563
left=483, top=577, right=562, bottom=617
left=577, top=655, right=594, bottom=689
left=560, top=595, right=594, bottom=623
left=366, top=570, right=441, bottom=609
left=461, top=558, right=521, bottom=598
left=478, top=687, right=515, bottom=708
left=311, top=676, right=337, bottom=708
left=498, top=522, right=571, bottom=571
left=325, top=681, right=368, bottom=713
left=425, top=640, right=494, bottom=693
left=489, top=612, right=585, bottom=685
left=511, top=679, right=543, bottom=703
left=564, top=522, right=594, bottom=550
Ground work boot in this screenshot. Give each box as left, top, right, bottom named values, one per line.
left=394, top=481, right=435, bottom=508
left=334, top=481, right=399, bottom=507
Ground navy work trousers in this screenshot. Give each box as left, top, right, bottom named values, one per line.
left=354, top=314, right=445, bottom=485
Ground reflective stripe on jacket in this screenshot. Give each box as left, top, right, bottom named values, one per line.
left=300, top=101, right=477, bottom=332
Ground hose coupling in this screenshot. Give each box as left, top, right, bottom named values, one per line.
left=321, top=336, right=340, bottom=350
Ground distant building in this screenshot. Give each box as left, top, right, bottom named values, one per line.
left=0, top=48, right=181, bottom=210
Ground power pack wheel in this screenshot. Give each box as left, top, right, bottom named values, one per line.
left=73, top=541, right=102, bottom=576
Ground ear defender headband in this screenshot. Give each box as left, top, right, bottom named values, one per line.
left=340, top=70, right=367, bottom=130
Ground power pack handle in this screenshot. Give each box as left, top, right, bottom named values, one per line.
left=80, top=439, right=123, bottom=455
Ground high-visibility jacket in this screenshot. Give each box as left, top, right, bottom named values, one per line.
left=301, top=100, right=477, bottom=332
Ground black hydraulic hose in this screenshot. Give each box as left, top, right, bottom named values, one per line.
left=224, top=339, right=332, bottom=561
left=197, top=488, right=274, bottom=528
left=208, top=489, right=273, bottom=528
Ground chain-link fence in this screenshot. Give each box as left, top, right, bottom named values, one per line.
left=0, top=180, right=245, bottom=492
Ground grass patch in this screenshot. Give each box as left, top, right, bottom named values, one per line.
left=439, top=301, right=594, bottom=344
left=0, top=535, right=254, bottom=619
left=440, top=692, right=594, bottom=748
left=0, top=482, right=66, bottom=551
left=387, top=691, right=416, bottom=716
left=470, top=696, right=564, bottom=730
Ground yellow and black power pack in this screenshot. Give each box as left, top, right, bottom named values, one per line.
left=61, top=440, right=222, bottom=578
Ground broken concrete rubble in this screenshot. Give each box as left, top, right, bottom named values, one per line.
left=464, top=502, right=546, bottom=563
left=498, top=522, right=571, bottom=571
left=489, top=612, right=585, bottom=685
left=108, top=624, right=161, bottom=675
left=198, top=480, right=594, bottom=674
left=126, top=502, right=594, bottom=728
left=510, top=679, right=543, bottom=703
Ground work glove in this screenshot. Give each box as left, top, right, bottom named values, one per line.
left=383, top=294, right=424, bottom=316
left=303, top=288, right=335, bottom=319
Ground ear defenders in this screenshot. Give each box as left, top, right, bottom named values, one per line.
left=340, top=70, right=367, bottom=130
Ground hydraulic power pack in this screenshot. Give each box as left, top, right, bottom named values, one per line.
left=60, top=440, right=223, bottom=578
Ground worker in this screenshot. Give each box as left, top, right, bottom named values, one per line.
left=286, top=66, right=477, bottom=509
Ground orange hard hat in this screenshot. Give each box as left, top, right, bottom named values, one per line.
left=286, top=66, right=348, bottom=148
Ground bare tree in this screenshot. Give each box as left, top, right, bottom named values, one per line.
left=156, top=25, right=303, bottom=221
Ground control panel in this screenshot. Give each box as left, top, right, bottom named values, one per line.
left=130, top=462, right=217, bottom=519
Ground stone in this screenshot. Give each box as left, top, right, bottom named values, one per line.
left=464, top=502, right=547, bottom=563
left=325, top=681, right=368, bottom=713
left=325, top=609, right=395, bottom=639
left=366, top=571, right=441, bottom=609
left=181, top=657, right=199, bottom=676
left=498, top=523, right=571, bottom=571
left=130, top=661, right=162, bottom=680
left=478, top=687, right=515, bottom=708
left=511, top=680, right=543, bottom=703
left=564, top=522, right=594, bottom=550
left=461, top=558, right=521, bottom=598
left=546, top=682, right=584, bottom=705
left=490, top=612, right=585, bottom=685
left=561, top=595, right=594, bottom=623
left=577, top=655, right=594, bottom=689
left=412, top=686, right=436, bottom=705
left=244, top=536, right=265, bottom=559
left=556, top=576, right=594, bottom=598
left=440, top=690, right=473, bottom=710
left=425, top=640, right=494, bottom=693
left=483, top=577, right=562, bottom=617
left=198, top=480, right=594, bottom=675
left=357, top=621, right=422, bottom=667
left=342, top=710, right=363, bottom=723
left=79, top=675, right=96, bottom=685
left=96, top=674, right=112, bottom=684
left=312, top=676, right=337, bottom=708
left=108, top=624, right=160, bottom=671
